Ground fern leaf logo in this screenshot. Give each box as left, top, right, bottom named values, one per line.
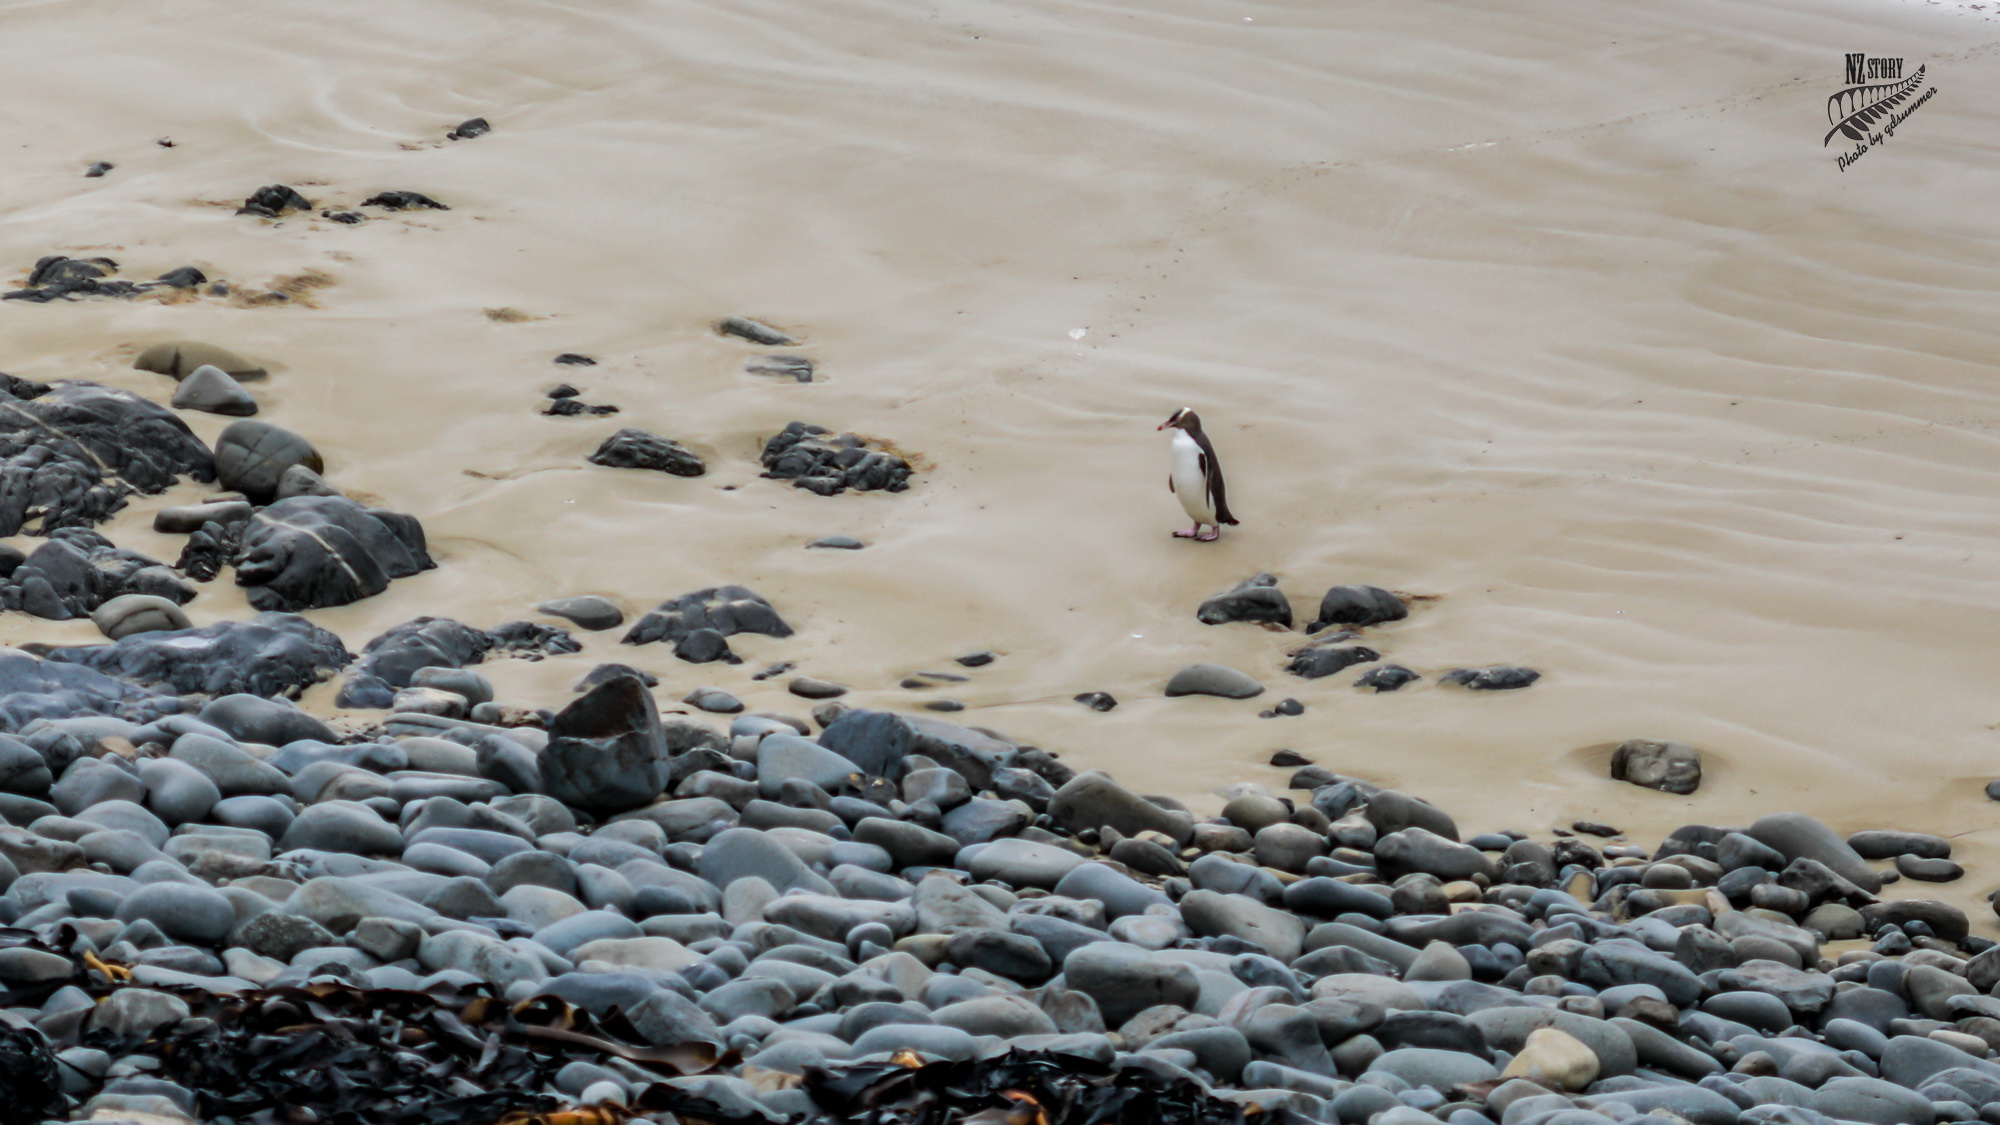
left=1825, top=65, right=1925, bottom=146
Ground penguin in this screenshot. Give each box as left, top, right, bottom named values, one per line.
left=1158, top=407, right=1238, bottom=541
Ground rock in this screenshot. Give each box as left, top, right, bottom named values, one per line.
left=275, top=465, right=340, bottom=500
left=746, top=354, right=815, bottom=383
left=853, top=818, right=960, bottom=869
left=1809, top=1076, right=1938, bottom=1125
left=114, top=881, right=235, bottom=944
left=138, top=758, right=220, bottom=825
left=1368, top=1047, right=1497, bottom=1091
left=697, top=828, right=833, bottom=896
left=1848, top=829, right=1950, bottom=859
left=201, top=692, right=339, bottom=744
left=819, top=709, right=1020, bottom=789
left=231, top=495, right=433, bottom=611
left=1284, top=639, right=1381, bottom=680
left=806, top=535, right=862, bottom=550
left=538, top=674, right=669, bottom=814
left=237, top=184, right=313, bottom=216
left=1063, top=942, right=1200, bottom=1027
left=134, top=341, right=267, bottom=382
left=947, top=930, right=1053, bottom=983
left=1441, top=666, right=1540, bottom=690
left=1714, top=958, right=1836, bottom=1014
left=1468, top=1008, right=1637, bottom=1078
left=213, top=420, right=321, bottom=499
left=333, top=617, right=498, bottom=708
left=361, top=190, right=449, bottom=210
left=1308, top=585, right=1407, bottom=630
left=1164, top=663, right=1264, bottom=699
left=539, top=596, right=624, bottom=631
left=788, top=677, right=846, bottom=700
left=229, top=912, right=337, bottom=961
left=0, top=381, right=215, bottom=537
left=1373, top=827, right=1490, bottom=881
left=90, top=594, right=190, bottom=640
left=1197, top=574, right=1292, bottom=627
left=91, top=988, right=189, bottom=1036
left=1354, top=665, right=1420, bottom=692
left=718, top=317, right=798, bottom=346
left=46, top=614, right=348, bottom=701
left=760, top=421, right=911, bottom=494
left=932, top=995, right=1056, bottom=1038
left=621, top=586, right=792, bottom=651
left=155, top=500, right=253, bottom=534
left=1747, top=813, right=1881, bottom=894
left=279, top=802, right=404, bottom=856
left=628, top=989, right=724, bottom=1047
left=587, top=429, right=705, bottom=476
left=966, top=838, right=1086, bottom=888
left=762, top=894, right=913, bottom=943
left=1859, top=898, right=1968, bottom=942
left=1048, top=772, right=1192, bottom=844
left=1609, top=739, right=1702, bottom=795
left=1501, top=1027, right=1599, bottom=1090
left=1179, top=890, right=1307, bottom=961
left=170, top=365, right=257, bottom=416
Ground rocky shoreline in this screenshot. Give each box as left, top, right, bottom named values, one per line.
left=0, top=347, right=1989, bottom=1125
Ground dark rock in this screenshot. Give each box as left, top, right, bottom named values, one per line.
left=543, top=395, right=619, bottom=417
left=621, top=585, right=792, bottom=651
left=232, top=495, right=432, bottom=611
left=86, top=161, right=114, bottom=177
left=746, top=355, right=813, bottom=382
left=1270, top=749, right=1310, bottom=766
left=760, top=421, right=911, bottom=494
left=587, top=429, right=704, bottom=476
left=0, top=648, right=181, bottom=727
left=213, top=420, right=320, bottom=500
left=1309, top=585, right=1407, bottom=630
left=321, top=211, right=364, bottom=224
left=1355, top=665, right=1420, bottom=692
left=818, top=708, right=1018, bottom=790
left=447, top=118, right=491, bottom=140
left=1197, top=573, right=1292, bottom=627
left=0, top=531, right=184, bottom=621
left=957, top=651, right=996, bottom=667
left=1847, top=830, right=1950, bottom=860
left=336, top=617, right=490, bottom=708
left=538, top=674, right=669, bottom=814
left=717, top=317, right=798, bottom=345
left=1748, top=813, right=1881, bottom=895
left=4, top=256, right=133, bottom=301
left=485, top=620, right=579, bottom=660
left=361, top=190, right=448, bottom=210
left=170, top=365, right=257, bottom=416
left=789, top=677, right=846, bottom=700
left=237, top=184, right=312, bottom=217
left=1073, top=692, right=1117, bottom=711
left=538, top=595, right=623, bottom=631
left=1442, top=666, right=1540, bottom=690
left=43, top=612, right=347, bottom=699
left=153, top=266, right=206, bottom=289
left=1285, top=639, right=1380, bottom=680
left=1610, top=739, right=1702, bottom=795
left=0, top=381, right=214, bottom=536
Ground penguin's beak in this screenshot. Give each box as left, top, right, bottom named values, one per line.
left=1156, top=420, right=1171, bottom=431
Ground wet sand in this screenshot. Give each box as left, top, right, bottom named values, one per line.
left=4, top=0, right=2000, bottom=913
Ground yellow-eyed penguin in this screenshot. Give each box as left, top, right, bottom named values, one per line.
left=1158, top=407, right=1238, bottom=541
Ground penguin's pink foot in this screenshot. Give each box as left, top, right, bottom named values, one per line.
left=1173, top=525, right=1201, bottom=538
left=1196, top=527, right=1220, bottom=542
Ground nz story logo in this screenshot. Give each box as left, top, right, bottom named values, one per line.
left=1826, top=53, right=1936, bottom=171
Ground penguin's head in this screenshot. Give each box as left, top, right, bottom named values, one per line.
left=1157, top=407, right=1199, bottom=432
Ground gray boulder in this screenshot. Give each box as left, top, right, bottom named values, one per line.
left=1609, top=738, right=1702, bottom=795
left=538, top=674, right=669, bottom=814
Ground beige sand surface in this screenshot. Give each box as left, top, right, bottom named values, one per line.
left=3, top=0, right=1999, bottom=915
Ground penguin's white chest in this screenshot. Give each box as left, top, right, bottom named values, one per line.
left=1170, top=431, right=1214, bottom=523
